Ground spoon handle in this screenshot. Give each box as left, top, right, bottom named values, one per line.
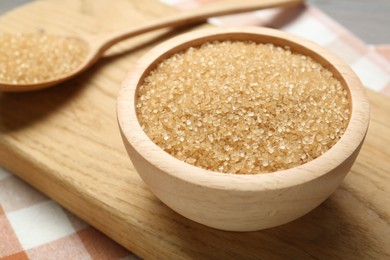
left=94, top=0, right=304, bottom=53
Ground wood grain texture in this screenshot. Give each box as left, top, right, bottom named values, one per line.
left=0, top=0, right=389, bottom=259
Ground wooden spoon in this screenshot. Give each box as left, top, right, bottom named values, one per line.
left=0, top=0, right=303, bottom=92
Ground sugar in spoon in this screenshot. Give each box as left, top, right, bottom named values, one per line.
left=0, top=0, right=303, bottom=92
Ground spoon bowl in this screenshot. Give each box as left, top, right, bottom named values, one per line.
left=0, top=0, right=303, bottom=92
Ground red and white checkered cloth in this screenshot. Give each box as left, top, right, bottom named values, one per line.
left=1, top=0, right=389, bottom=259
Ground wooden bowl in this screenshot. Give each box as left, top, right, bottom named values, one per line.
left=117, top=27, right=369, bottom=231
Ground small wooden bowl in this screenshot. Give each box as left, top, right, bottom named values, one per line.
left=117, top=27, right=369, bottom=231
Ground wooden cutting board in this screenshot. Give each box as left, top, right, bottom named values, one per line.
left=0, top=0, right=389, bottom=258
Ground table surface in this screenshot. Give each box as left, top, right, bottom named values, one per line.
left=309, top=0, right=390, bottom=44
left=0, top=0, right=390, bottom=260
left=1, top=0, right=390, bottom=44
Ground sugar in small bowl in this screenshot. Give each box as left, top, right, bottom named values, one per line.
left=117, top=27, right=369, bottom=231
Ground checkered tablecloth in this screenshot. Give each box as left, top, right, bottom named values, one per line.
left=1, top=0, right=389, bottom=259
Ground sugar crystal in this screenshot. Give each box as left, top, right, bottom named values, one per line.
left=136, top=41, right=350, bottom=174
left=0, top=33, right=88, bottom=84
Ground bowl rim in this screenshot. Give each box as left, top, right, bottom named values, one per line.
left=117, top=26, right=369, bottom=191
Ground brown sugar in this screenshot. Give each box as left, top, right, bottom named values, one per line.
left=0, top=33, right=88, bottom=84
left=136, top=41, right=350, bottom=174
